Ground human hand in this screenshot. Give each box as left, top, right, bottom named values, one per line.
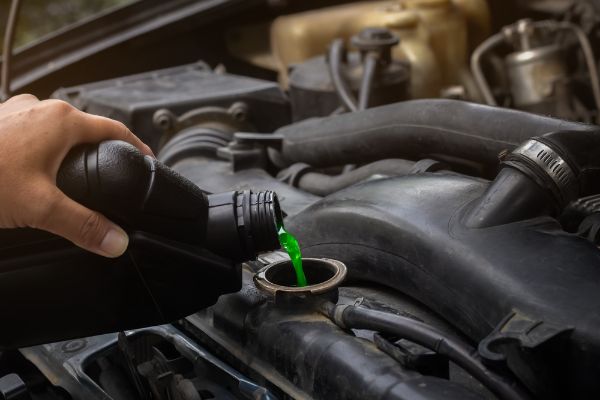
left=0, top=94, right=154, bottom=257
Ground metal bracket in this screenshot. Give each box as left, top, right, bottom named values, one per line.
left=0, top=374, right=30, bottom=400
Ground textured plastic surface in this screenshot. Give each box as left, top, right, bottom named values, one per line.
left=288, top=53, right=409, bottom=120
left=53, top=63, right=291, bottom=150
left=286, top=174, right=600, bottom=398
left=58, top=140, right=210, bottom=244
left=205, top=272, right=485, bottom=400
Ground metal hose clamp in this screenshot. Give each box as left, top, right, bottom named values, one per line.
left=509, top=139, right=578, bottom=204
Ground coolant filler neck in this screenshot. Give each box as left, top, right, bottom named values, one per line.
left=254, top=257, right=347, bottom=304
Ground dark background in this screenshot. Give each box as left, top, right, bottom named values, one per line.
left=0, top=0, right=132, bottom=52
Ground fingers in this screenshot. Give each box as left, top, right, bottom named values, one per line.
left=0, top=96, right=142, bottom=258
left=79, top=113, right=154, bottom=157
left=36, top=187, right=129, bottom=258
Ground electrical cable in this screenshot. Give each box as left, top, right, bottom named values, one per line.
left=320, top=302, right=532, bottom=400
left=357, top=53, right=377, bottom=111
left=293, top=158, right=415, bottom=196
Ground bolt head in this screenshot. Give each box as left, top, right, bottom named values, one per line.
left=62, top=339, right=87, bottom=353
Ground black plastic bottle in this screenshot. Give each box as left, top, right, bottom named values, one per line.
left=0, top=140, right=282, bottom=348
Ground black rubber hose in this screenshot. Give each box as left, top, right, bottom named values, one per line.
left=296, top=159, right=415, bottom=196
left=541, top=130, right=600, bottom=197
left=466, top=129, right=600, bottom=228
left=328, top=39, right=358, bottom=112
left=465, top=167, right=558, bottom=228
left=358, top=53, right=377, bottom=111
left=275, top=99, right=596, bottom=170
left=157, top=127, right=231, bottom=167
left=321, top=303, right=531, bottom=400
left=561, top=194, right=600, bottom=232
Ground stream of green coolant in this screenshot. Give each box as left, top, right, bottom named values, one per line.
left=278, top=225, right=308, bottom=287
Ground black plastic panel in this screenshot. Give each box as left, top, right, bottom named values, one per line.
left=53, top=63, right=290, bottom=150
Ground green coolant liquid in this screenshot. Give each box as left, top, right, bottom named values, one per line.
left=278, top=225, right=308, bottom=287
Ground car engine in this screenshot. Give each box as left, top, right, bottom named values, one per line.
left=2, top=0, right=600, bottom=399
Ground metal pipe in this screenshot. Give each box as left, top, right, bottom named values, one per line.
left=471, top=19, right=600, bottom=120
left=554, top=21, right=600, bottom=121
left=470, top=32, right=504, bottom=106
left=1, top=0, right=22, bottom=101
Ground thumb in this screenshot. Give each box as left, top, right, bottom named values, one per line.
left=37, top=189, right=129, bottom=258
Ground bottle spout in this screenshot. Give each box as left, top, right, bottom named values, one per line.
left=206, top=190, right=283, bottom=261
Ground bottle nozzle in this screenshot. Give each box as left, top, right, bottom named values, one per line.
left=206, top=190, right=283, bottom=261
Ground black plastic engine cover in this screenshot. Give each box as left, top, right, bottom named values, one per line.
left=52, top=63, right=290, bottom=150
left=286, top=173, right=600, bottom=398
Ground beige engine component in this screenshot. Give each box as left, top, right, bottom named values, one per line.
left=272, top=0, right=490, bottom=97
left=242, top=0, right=489, bottom=99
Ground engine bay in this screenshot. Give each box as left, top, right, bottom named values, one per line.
left=2, top=1, right=600, bottom=399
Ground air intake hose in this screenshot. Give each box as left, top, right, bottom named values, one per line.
left=275, top=99, right=595, bottom=170
left=466, top=130, right=600, bottom=228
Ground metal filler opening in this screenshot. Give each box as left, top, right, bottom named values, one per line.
left=254, top=258, right=347, bottom=297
